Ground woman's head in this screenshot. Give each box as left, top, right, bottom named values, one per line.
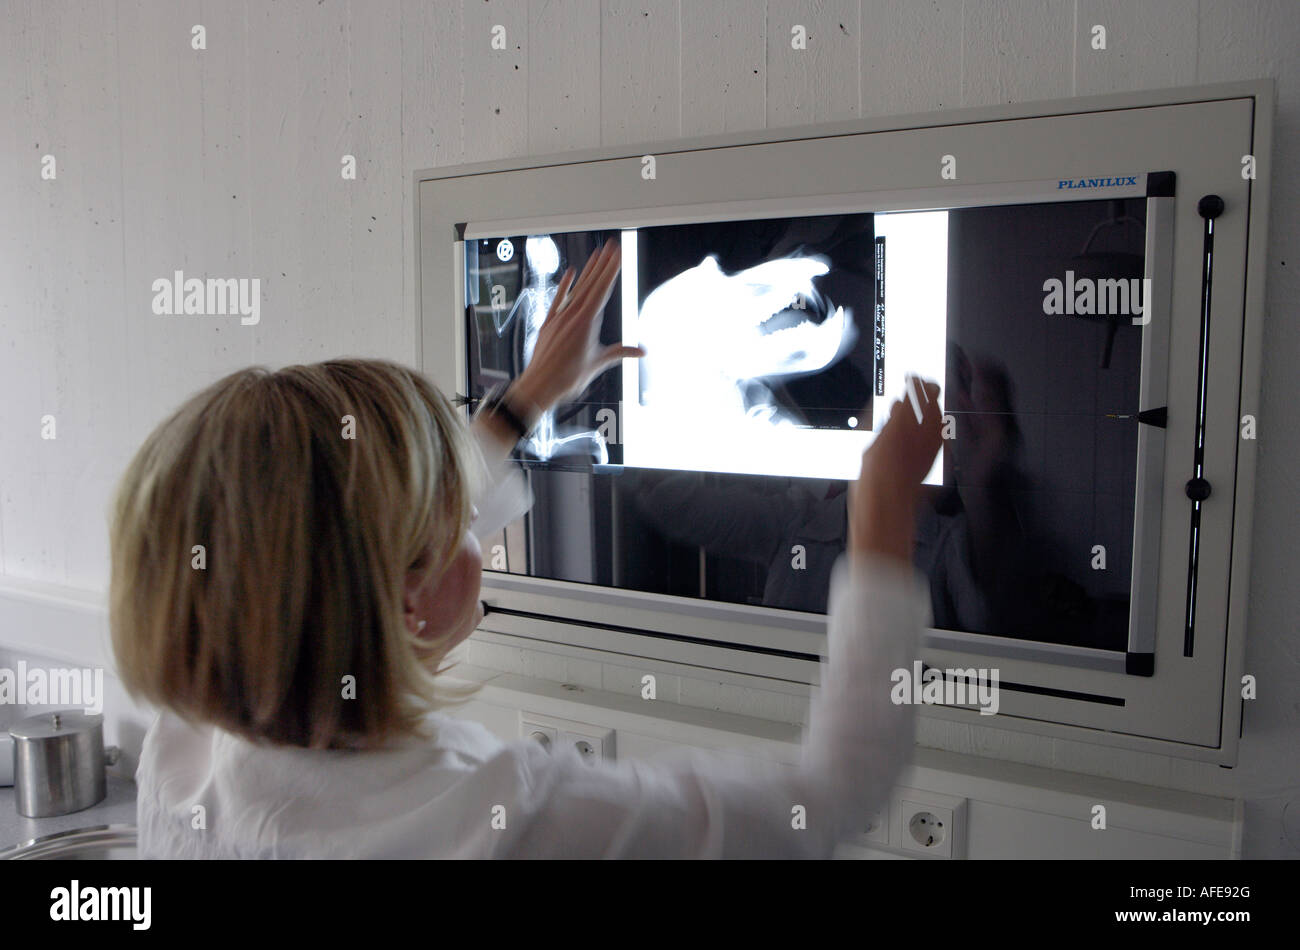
left=109, top=359, right=487, bottom=749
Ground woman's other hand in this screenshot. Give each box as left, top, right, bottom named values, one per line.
left=848, top=375, right=944, bottom=566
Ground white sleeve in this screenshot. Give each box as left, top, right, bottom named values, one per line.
left=477, top=552, right=927, bottom=858
left=468, top=425, right=535, bottom=543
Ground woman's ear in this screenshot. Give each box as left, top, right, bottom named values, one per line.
left=402, top=580, right=422, bottom=634
left=404, top=546, right=433, bottom=636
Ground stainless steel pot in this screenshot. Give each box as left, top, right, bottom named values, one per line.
left=8, top=710, right=119, bottom=818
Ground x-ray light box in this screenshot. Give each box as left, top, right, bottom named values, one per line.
left=417, top=81, right=1273, bottom=764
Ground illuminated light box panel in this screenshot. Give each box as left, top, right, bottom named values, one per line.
left=417, top=81, right=1273, bottom=764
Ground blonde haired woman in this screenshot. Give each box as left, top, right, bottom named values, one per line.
left=111, top=240, right=942, bottom=858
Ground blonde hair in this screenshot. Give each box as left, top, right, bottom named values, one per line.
left=109, top=359, right=486, bottom=749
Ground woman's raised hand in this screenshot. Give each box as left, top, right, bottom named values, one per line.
left=511, top=239, right=646, bottom=416
left=848, top=375, right=944, bottom=565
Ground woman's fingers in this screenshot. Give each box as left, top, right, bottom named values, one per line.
left=553, top=243, right=600, bottom=314
left=561, top=240, right=619, bottom=327
left=902, top=375, right=942, bottom=426
left=545, top=267, right=577, bottom=323
left=521, top=241, right=630, bottom=409
left=540, top=242, right=607, bottom=339
left=597, top=342, right=647, bottom=371
left=574, top=241, right=619, bottom=307
left=550, top=240, right=620, bottom=339
left=594, top=244, right=622, bottom=310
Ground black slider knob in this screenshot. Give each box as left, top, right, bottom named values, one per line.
left=1197, top=195, right=1225, bottom=219
left=1185, top=477, right=1212, bottom=502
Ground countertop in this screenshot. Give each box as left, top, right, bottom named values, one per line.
left=0, top=773, right=137, bottom=850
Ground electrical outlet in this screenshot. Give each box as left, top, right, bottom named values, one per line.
left=861, top=808, right=888, bottom=846
left=891, top=787, right=966, bottom=859
left=560, top=730, right=607, bottom=764
left=520, top=718, right=557, bottom=751
left=519, top=712, right=615, bottom=764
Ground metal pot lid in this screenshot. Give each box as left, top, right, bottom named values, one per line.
left=8, top=710, right=103, bottom=741
left=0, top=825, right=137, bottom=860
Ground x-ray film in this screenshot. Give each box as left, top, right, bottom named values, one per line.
left=465, top=209, right=947, bottom=483
left=621, top=210, right=946, bottom=482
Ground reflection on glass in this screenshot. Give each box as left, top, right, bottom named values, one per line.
left=465, top=197, right=1146, bottom=651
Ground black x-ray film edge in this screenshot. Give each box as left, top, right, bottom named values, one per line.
left=874, top=236, right=886, bottom=397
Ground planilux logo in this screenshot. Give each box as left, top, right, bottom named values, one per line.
left=1057, top=175, right=1138, bottom=190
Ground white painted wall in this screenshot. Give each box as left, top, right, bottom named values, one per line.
left=1, top=0, right=1296, bottom=857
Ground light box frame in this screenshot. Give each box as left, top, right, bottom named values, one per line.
left=416, top=80, right=1273, bottom=765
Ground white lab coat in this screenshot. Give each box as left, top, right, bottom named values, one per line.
left=135, top=428, right=926, bottom=859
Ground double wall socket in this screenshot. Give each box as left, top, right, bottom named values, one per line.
left=520, top=712, right=615, bottom=764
